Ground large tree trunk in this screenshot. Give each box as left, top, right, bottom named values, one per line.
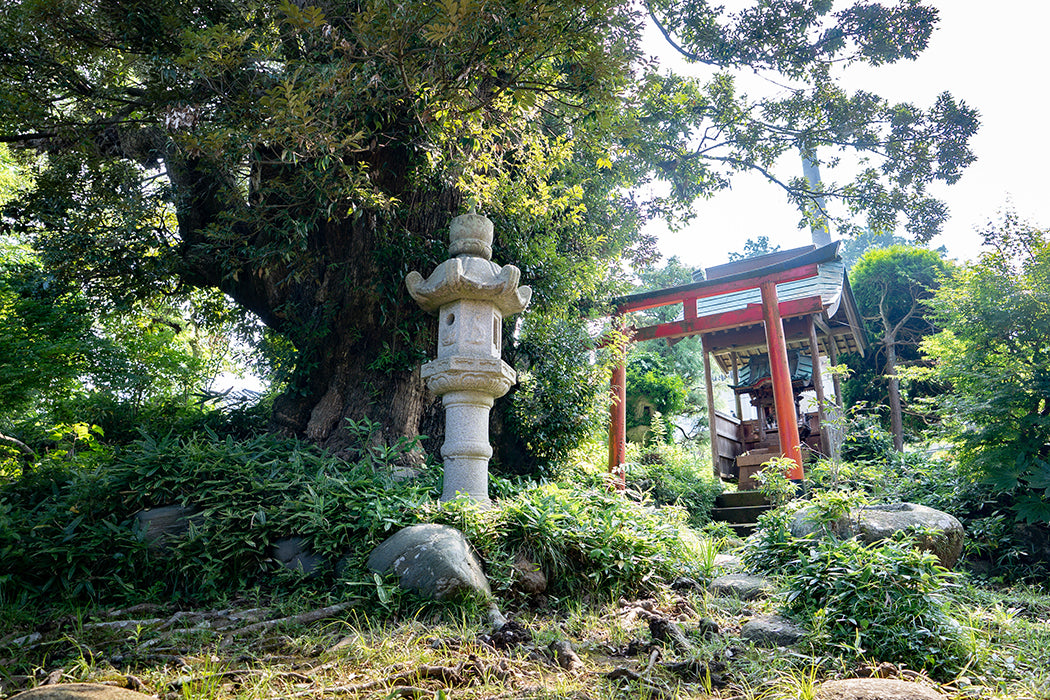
left=256, top=206, right=451, bottom=457
left=169, top=149, right=456, bottom=457
left=269, top=345, right=440, bottom=458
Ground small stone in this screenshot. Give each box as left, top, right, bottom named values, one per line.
left=696, top=617, right=720, bottom=639
left=133, top=505, right=201, bottom=551
left=713, top=553, right=742, bottom=571
left=740, top=614, right=806, bottom=647
left=271, top=537, right=326, bottom=575
left=670, top=576, right=703, bottom=592
left=708, top=574, right=771, bottom=600
left=367, top=524, right=491, bottom=601
left=512, top=554, right=547, bottom=595
left=814, top=678, right=946, bottom=699
left=10, top=683, right=155, bottom=699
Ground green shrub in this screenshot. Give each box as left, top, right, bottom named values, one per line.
left=1, top=429, right=711, bottom=610
left=840, top=405, right=897, bottom=464
left=783, top=535, right=970, bottom=676
left=624, top=440, right=722, bottom=526
left=625, top=350, right=688, bottom=439
left=805, top=448, right=1049, bottom=581
left=0, top=451, right=145, bottom=602
left=740, top=504, right=808, bottom=574
left=742, top=490, right=867, bottom=573
left=919, top=218, right=1050, bottom=528
left=0, top=427, right=439, bottom=605
left=432, top=482, right=705, bottom=602
left=753, top=457, right=798, bottom=507
left=499, top=316, right=609, bottom=475
left=742, top=494, right=971, bottom=678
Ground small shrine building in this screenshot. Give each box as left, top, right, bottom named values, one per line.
left=608, top=242, right=866, bottom=485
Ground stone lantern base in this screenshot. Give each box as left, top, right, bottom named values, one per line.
left=422, top=356, right=516, bottom=505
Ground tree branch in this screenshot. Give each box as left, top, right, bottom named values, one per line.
left=705, top=154, right=831, bottom=220
left=0, top=432, right=35, bottom=460
left=0, top=131, right=58, bottom=144
left=644, top=4, right=719, bottom=67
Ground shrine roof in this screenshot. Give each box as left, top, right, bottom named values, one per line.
left=613, top=242, right=839, bottom=310
left=731, top=349, right=814, bottom=393
left=612, top=241, right=866, bottom=373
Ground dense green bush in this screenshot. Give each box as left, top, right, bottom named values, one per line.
left=783, top=534, right=970, bottom=676
left=743, top=492, right=971, bottom=677
left=433, top=482, right=704, bottom=602
left=625, top=350, right=688, bottom=439
left=0, top=251, right=94, bottom=414
left=839, top=405, right=898, bottom=464
left=625, top=440, right=723, bottom=526
left=740, top=505, right=807, bottom=573
left=0, top=445, right=141, bottom=602
left=805, top=446, right=1048, bottom=580
left=8, top=391, right=271, bottom=450
left=1, top=430, right=710, bottom=609
left=498, top=316, right=609, bottom=475
left=919, top=217, right=1050, bottom=527
left=0, top=428, right=439, bottom=605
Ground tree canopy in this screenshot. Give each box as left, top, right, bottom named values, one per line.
left=920, top=214, right=1050, bottom=525
left=846, top=244, right=947, bottom=450
left=0, top=246, right=93, bottom=414
left=0, top=0, right=978, bottom=461
left=727, top=236, right=782, bottom=262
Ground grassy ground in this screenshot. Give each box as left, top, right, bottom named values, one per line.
left=2, top=436, right=1048, bottom=698
left=2, top=566, right=1047, bottom=699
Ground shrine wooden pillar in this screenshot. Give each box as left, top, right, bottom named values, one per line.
left=806, top=316, right=830, bottom=455
left=760, top=282, right=805, bottom=480
left=827, top=335, right=843, bottom=410
left=703, top=337, right=718, bottom=478
left=730, top=350, right=743, bottom=420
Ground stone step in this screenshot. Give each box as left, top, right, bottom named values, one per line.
left=728, top=522, right=758, bottom=537
left=715, top=490, right=769, bottom=508
left=711, top=504, right=773, bottom=524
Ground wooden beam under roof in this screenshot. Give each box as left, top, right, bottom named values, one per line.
left=630, top=296, right=823, bottom=343
left=708, top=324, right=859, bottom=374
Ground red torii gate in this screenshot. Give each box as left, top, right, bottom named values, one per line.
left=608, top=253, right=833, bottom=486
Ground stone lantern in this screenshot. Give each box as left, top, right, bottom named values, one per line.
left=406, top=213, right=531, bottom=505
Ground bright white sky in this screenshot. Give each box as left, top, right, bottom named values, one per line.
left=640, top=1, right=1050, bottom=269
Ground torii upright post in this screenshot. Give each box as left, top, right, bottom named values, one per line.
left=760, top=282, right=805, bottom=481
left=607, top=318, right=628, bottom=490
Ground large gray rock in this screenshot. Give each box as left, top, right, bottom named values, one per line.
left=815, top=678, right=946, bottom=699
left=133, top=505, right=202, bottom=551
left=11, top=683, right=154, bottom=700
left=740, top=615, right=806, bottom=647
left=708, top=574, right=770, bottom=600
left=790, top=502, right=964, bottom=569
left=367, top=524, right=491, bottom=600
